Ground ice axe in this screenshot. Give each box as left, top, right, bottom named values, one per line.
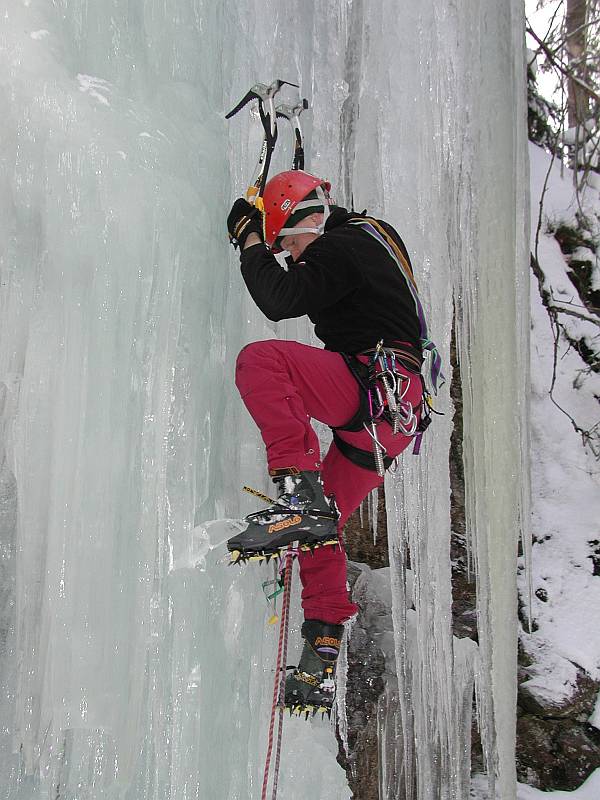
left=276, top=99, right=309, bottom=171
left=226, top=79, right=298, bottom=209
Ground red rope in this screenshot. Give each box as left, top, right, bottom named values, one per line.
left=262, top=546, right=294, bottom=800
left=270, top=548, right=294, bottom=800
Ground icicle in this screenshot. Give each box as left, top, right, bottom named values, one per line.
left=371, top=487, right=379, bottom=545
left=385, top=482, right=416, bottom=800
left=335, top=616, right=355, bottom=758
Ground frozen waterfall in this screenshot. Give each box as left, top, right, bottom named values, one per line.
left=0, top=1, right=528, bottom=799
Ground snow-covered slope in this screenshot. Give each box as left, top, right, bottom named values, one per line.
left=523, top=144, right=600, bottom=709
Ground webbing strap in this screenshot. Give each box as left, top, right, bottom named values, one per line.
left=347, top=216, right=445, bottom=395
left=332, top=431, right=394, bottom=473
left=335, top=354, right=371, bottom=432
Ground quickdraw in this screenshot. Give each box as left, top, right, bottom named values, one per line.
left=333, top=341, right=436, bottom=477
left=369, top=341, right=419, bottom=439
left=362, top=342, right=421, bottom=476
left=262, top=562, right=285, bottom=625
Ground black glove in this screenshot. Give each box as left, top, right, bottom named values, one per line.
left=227, top=198, right=263, bottom=249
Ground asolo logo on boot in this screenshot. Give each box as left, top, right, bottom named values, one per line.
left=267, top=514, right=302, bottom=535
left=315, top=636, right=341, bottom=649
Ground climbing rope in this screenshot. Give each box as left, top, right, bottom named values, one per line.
left=270, top=547, right=294, bottom=800
left=261, top=545, right=295, bottom=800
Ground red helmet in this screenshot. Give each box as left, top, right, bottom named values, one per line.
left=261, top=170, right=332, bottom=248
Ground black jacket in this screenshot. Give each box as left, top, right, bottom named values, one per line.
left=239, top=207, right=422, bottom=357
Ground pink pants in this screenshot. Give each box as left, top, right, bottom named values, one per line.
left=235, top=340, right=422, bottom=624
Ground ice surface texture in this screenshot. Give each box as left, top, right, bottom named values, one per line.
left=0, top=0, right=527, bottom=798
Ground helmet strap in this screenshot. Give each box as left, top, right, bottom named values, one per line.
left=278, top=185, right=332, bottom=239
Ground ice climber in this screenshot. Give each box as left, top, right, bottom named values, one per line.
left=225, top=170, right=441, bottom=716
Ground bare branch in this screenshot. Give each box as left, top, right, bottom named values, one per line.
left=547, top=314, right=600, bottom=458
left=559, top=15, right=600, bottom=42
left=551, top=295, right=600, bottom=314
left=547, top=301, right=600, bottom=324
left=527, top=24, right=600, bottom=103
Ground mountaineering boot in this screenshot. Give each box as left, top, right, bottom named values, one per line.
left=227, top=469, right=339, bottom=562
left=285, top=620, right=344, bottom=716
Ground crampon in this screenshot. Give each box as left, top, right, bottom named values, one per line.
left=227, top=469, right=340, bottom=565
left=229, top=535, right=340, bottom=565
left=283, top=620, right=343, bottom=720
left=285, top=685, right=334, bottom=721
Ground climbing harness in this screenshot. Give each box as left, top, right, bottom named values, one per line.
left=261, top=546, right=295, bottom=800
left=332, top=342, right=432, bottom=477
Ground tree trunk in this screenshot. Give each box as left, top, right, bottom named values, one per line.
left=565, top=0, right=590, bottom=128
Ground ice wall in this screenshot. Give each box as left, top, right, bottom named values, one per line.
left=0, top=1, right=527, bottom=799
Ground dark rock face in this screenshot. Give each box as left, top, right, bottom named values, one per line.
left=338, top=712, right=380, bottom=800
left=344, top=491, right=389, bottom=569
left=338, top=489, right=391, bottom=798
left=336, top=561, right=388, bottom=800
left=340, top=491, right=389, bottom=795
left=449, top=328, right=478, bottom=643
left=519, top=668, right=598, bottom=720
left=516, top=713, right=600, bottom=790
left=516, top=665, right=600, bottom=789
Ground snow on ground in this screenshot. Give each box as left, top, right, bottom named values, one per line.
left=519, top=146, right=600, bottom=724
left=471, top=770, right=600, bottom=799
left=517, top=769, right=600, bottom=799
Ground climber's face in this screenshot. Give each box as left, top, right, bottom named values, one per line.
left=280, top=213, right=323, bottom=262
